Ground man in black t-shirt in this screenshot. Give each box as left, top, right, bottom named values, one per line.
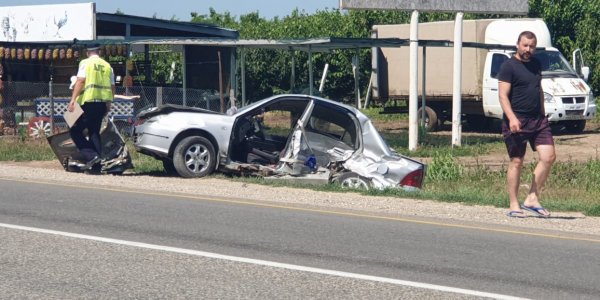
left=498, top=31, right=555, bottom=218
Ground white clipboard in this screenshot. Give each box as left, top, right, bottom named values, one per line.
left=64, top=102, right=83, bottom=128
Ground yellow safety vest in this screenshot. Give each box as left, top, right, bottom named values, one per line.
left=77, top=56, right=113, bottom=105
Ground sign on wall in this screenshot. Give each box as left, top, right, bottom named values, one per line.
left=0, top=2, right=96, bottom=42
left=340, top=0, right=529, bottom=15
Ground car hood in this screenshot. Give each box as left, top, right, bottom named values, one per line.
left=542, top=77, right=590, bottom=96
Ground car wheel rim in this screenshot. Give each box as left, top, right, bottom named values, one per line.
left=184, top=143, right=210, bottom=173
left=341, top=177, right=369, bottom=189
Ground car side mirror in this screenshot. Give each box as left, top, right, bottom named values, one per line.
left=581, top=66, right=590, bottom=82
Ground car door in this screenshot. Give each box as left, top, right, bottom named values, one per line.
left=482, top=52, right=509, bottom=119
left=229, top=97, right=310, bottom=164
left=280, top=99, right=360, bottom=169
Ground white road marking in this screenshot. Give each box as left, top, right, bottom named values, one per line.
left=1, top=222, right=526, bottom=300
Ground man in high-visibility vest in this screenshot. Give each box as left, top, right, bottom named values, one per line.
left=68, top=44, right=115, bottom=171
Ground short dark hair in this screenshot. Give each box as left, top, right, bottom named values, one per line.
left=517, top=31, right=537, bottom=44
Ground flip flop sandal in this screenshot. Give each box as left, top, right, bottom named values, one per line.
left=520, top=204, right=550, bottom=217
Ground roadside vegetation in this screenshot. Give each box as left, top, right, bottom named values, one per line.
left=1, top=115, right=599, bottom=216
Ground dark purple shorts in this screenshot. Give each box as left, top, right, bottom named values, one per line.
left=502, top=116, right=554, bottom=158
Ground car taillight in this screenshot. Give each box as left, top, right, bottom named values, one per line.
left=399, top=169, right=424, bottom=188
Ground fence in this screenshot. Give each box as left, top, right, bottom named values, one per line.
left=0, top=81, right=225, bottom=136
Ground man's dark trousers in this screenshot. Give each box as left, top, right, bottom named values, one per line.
left=69, top=102, right=107, bottom=162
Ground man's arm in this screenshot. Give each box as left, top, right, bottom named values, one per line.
left=539, top=87, right=545, bottom=116
left=105, top=84, right=115, bottom=116
left=499, top=80, right=521, bottom=133
left=68, top=78, right=85, bottom=112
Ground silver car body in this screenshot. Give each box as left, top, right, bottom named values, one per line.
left=134, top=94, right=425, bottom=190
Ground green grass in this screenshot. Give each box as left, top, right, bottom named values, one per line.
left=361, top=106, right=408, bottom=122
left=1, top=126, right=599, bottom=216
left=0, top=137, right=56, bottom=161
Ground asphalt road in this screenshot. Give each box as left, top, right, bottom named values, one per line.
left=1, top=178, right=599, bottom=299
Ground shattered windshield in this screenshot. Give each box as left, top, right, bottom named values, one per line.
left=534, top=50, right=578, bottom=78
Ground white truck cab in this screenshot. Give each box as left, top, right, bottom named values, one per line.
left=482, top=19, right=596, bottom=133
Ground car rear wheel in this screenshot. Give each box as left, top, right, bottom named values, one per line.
left=161, top=159, right=177, bottom=175
left=334, top=172, right=371, bottom=190
left=173, top=136, right=216, bottom=178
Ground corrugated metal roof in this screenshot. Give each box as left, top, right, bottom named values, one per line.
left=96, top=13, right=239, bottom=39
left=127, top=37, right=411, bottom=52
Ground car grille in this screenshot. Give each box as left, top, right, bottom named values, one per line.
left=561, top=97, right=586, bottom=104
left=565, top=110, right=584, bottom=116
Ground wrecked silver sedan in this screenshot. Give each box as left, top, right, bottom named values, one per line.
left=133, top=94, right=425, bottom=190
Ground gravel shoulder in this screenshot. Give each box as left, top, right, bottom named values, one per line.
left=1, top=161, right=598, bottom=239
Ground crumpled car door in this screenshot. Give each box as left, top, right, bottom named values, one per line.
left=276, top=99, right=361, bottom=176
left=46, top=118, right=134, bottom=174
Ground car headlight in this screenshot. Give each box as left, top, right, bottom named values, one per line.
left=544, top=92, right=554, bottom=103
left=590, top=91, right=595, bottom=104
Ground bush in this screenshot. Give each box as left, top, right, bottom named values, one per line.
left=426, top=152, right=463, bottom=182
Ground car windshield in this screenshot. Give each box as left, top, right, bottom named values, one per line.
left=534, top=50, right=578, bottom=78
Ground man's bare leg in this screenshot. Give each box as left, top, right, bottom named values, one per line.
left=523, top=144, right=556, bottom=212
left=507, top=156, right=524, bottom=211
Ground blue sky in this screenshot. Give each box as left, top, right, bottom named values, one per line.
left=1, top=1, right=341, bottom=21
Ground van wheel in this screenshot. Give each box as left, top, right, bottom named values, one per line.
left=417, top=106, right=438, bottom=132
left=173, top=136, right=216, bottom=178
left=334, top=172, right=371, bottom=190
left=564, top=120, right=586, bottom=134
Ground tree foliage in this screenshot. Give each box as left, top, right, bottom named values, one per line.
left=186, top=1, right=599, bottom=102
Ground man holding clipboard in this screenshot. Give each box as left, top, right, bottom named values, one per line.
left=67, top=44, right=115, bottom=171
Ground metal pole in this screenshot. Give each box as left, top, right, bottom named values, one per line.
left=354, top=48, right=361, bottom=108
left=290, top=51, right=295, bottom=91
left=408, top=10, right=419, bottom=151
left=49, top=62, right=54, bottom=133
left=49, top=73, right=54, bottom=134
left=452, top=12, right=464, bottom=147
left=230, top=49, right=236, bottom=106
left=218, top=51, right=224, bottom=113
left=182, top=45, right=187, bottom=107
left=319, top=63, right=329, bottom=92
left=241, top=48, right=246, bottom=106
left=421, top=46, right=426, bottom=127
left=308, top=45, right=313, bottom=96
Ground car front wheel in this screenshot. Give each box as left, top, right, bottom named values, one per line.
left=173, top=136, right=216, bottom=178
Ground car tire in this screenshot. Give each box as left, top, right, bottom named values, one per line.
left=334, top=172, right=371, bottom=190
left=173, top=136, right=216, bottom=178
left=417, top=106, right=438, bottom=132
left=161, top=158, right=177, bottom=175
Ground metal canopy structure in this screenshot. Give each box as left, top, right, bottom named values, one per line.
left=95, top=13, right=239, bottom=39
left=120, top=37, right=411, bottom=105
left=126, top=37, right=410, bottom=51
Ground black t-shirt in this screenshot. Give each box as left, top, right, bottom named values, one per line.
left=497, top=56, right=542, bottom=118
